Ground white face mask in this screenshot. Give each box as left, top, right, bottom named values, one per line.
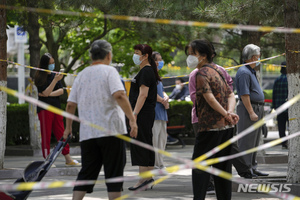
left=133, top=54, right=142, bottom=65
left=186, top=55, right=202, bottom=68
left=175, top=84, right=182, bottom=90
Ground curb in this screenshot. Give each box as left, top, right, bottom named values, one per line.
left=0, top=167, right=80, bottom=180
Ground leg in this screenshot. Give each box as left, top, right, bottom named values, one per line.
left=277, top=112, right=288, bottom=146
left=213, top=129, right=233, bottom=200
left=236, top=103, right=256, bottom=169
left=108, top=192, right=121, bottom=200
left=73, top=139, right=102, bottom=194
left=192, top=123, right=215, bottom=192
left=72, top=191, right=86, bottom=200
left=101, top=137, right=125, bottom=194
left=52, top=114, right=71, bottom=163
left=38, top=110, right=54, bottom=158
left=192, top=131, right=216, bottom=200
left=152, top=120, right=161, bottom=168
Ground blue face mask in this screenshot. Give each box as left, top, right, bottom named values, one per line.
left=48, top=63, right=55, bottom=71
left=132, top=54, right=142, bottom=65
left=256, top=58, right=260, bottom=67
left=157, top=61, right=164, bottom=70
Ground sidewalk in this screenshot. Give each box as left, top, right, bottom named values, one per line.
left=0, top=131, right=294, bottom=200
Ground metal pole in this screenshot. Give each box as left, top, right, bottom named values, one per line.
left=17, top=42, right=25, bottom=104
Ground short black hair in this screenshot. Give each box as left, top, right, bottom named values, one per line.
left=175, top=78, right=184, bottom=83
left=281, top=61, right=287, bottom=74
left=185, top=39, right=213, bottom=63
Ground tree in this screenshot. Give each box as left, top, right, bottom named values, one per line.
left=0, top=0, right=7, bottom=169
left=285, top=0, right=300, bottom=184
left=193, top=0, right=285, bottom=64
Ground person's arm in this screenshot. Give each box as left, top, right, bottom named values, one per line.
left=227, top=92, right=239, bottom=124
left=133, top=85, right=149, bottom=116
left=113, top=90, right=138, bottom=138
left=41, top=73, right=63, bottom=97
left=48, top=88, right=64, bottom=97
left=157, top=94, right=164, bottom=104
left=189, top=71, right=197, bottom=105
left=169, top=88, right=178, bottom=99
left=241, top=94, right=258, bottom=121
left=202, top=93, right=235, bottom=124
left=63, top=101, right=77, bottom=139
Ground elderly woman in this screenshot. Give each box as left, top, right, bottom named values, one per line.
left=185, top=39, right=239, bottom=200
left=64, top=40, right=137, bottom=200
left=128, top=44, right=160, bottom=190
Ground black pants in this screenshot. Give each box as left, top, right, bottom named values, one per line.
left=130, top=110, right=155, bottom=166
left=277, top=112, right=288, bottom=146
left=74, top=137, right=126, bottom=193
left=192, top=128, right=233, bottom=200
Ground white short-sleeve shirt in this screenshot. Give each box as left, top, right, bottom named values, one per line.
left=68, top=64, right=127, bottom=142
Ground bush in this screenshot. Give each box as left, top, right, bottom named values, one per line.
left=6, top=103, right=80, bottom=146
left=6, top=104, right=30, bottom=145
left=167, top=100, right=194, bottom=137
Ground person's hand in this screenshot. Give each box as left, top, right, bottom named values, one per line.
left=229, top=112, right=239, bottom=125
left=63, top=127, right=72, bottom=140
left=38, top=93, right=46, bottom=97
left=129, top=119, right=138, bottom=138
left=249, top=112, right=258, bottom=121
left=54, top=73, right=63, bottom=81
left=224, top=112, right=234, bottom=124
left=164, top=102, right=169, bottom=109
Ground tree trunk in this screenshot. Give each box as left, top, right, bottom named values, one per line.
left=0, top=0, right=7, bottom=170
left=27, top=0, right=42, bottom=78
left=285, top=0, right=300, bottom=183
left=26, top=0, right=42, bottom=151
left=25, top=82, right=41, bottom=150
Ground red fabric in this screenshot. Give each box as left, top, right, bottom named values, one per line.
left=0, top=192, right=14, bottom=200
left=38, top=110, right=70, bottom=158
left=167, top=125, right=185, bottom=130
left=264, top=99, right=272, bottom=103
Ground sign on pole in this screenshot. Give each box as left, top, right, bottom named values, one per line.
left=15, top=25, right=27, bottom=104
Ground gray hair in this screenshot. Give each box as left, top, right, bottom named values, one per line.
left=242, top=44, right=260, bottom=62
left=90, top=40, right=112, bottom=60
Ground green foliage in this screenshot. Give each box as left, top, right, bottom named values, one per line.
left=263, top=89, right=273, bottom=100
left=6, top=104, right=30, bottom=145
left=167, top=100, right=194, bottom=137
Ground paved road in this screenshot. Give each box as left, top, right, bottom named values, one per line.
left=0, top=142, right=290, bottom=200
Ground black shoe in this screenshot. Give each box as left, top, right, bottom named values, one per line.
left=252, top=169, right=269, bottom=176
left=128, top=179, right=154, bottom=191
left=239, top=171, right=258, bottom=179
left=206, top=185, right=215, bottom=195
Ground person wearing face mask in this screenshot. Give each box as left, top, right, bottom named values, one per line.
left=235, top=44, right=269, bottom=178
left=151, top=51, right=169, bottom=169
left=34, top=53, right=79, bottom=166
left=185, top=39, right=239, bottom=200
left=169, top=78, right=189, bottom=101
left=128, top=44, right=160, bottom=190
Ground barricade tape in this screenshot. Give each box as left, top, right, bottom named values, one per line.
left=1, top=87, right=300, bottom=200
left=163, top=81, right=189, bottom=89
left=262, top=63, right=286, bottom=67
left=193, top=92, right=300, bottom=163
left=0, top=59, right=77, bottom=77
left=201, top=130, right=300, bottom=167
left=2, top=5, right=300, bottom=34
left=225, top=53, right=285, bottom=70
